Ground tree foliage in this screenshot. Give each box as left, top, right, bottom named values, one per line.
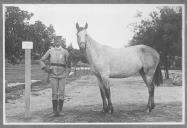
left=130, top=7, right=182, bottom=78
left=28, top=21, right=56, bottom=59
left=67, top=44, right=88, bottom=66
left=5, top=6, right=33, bottom=64
left=5, top=6, right=57, bottom=64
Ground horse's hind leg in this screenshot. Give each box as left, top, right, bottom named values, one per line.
left=146, top=83, right=155, bottom=111
left=139, top=68, right=155, bottom=112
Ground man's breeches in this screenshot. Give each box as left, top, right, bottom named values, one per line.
left=50, top=78, right=66, bottom=100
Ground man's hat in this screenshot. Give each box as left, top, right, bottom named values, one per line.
left=50, top=39, right=55, bottom=44
left=50, top=36, right=62, bottom=44
left=54, top=36, right=62, bottom=43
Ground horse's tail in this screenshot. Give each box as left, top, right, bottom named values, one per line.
left=153, top=63, right=163, bottom=86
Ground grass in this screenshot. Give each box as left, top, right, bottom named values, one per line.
left=5, top=63, right=47, bottom=83
left=5, top=62, right=91, bottom=82
left=5, top=62, right=91, bottom=102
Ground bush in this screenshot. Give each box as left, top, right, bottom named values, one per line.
left=172, top=74, right=182, bottom=86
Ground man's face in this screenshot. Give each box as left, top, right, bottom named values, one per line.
left=55, top=41, right=61, bottom=48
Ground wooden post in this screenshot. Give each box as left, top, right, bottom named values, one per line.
left=25, top=49, right=31, bottom=118
left=22, top=41, right=33, bottom=118
left=75, top=67, right=77, bottom=76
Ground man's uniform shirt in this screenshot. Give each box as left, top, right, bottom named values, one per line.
left=40, top=46, right=69, bottom=78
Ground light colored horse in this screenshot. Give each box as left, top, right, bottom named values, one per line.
left=76, top=23, right=163, bottom=113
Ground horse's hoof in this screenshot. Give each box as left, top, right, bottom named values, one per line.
left=151, top=104, right=155, bottom=109
left=47, top=112, right=59, bottom=117
left=101, top=107, right=109, bottom=113
left=145, top=108, right=150, bottom=113
left=58, top=112, right=65, bottom=116
left=111, top=107, right=114, bottom=114
left=109, top=107, right=114, bottom=114
left=145, top=107, right=152, bottom=113
left=100, top=109, right=106, bottom=113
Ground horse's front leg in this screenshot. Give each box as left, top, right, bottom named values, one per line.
left=96, top=77, right=108, bottom=113
left=101, top=76, right=113, bottom=114
left=104, top=86, right=113, bottom=113
left=99, top=88, right=108, bottom=113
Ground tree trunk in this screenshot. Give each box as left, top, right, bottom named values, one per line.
left=164, top=55, right=169, bottom=79
left=74, top=67, right=77, bottom=76
left=46, top=73, right=50, bottom=83
left=165, top=66, right=169, bottom=79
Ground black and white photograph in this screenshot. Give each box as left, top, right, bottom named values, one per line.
left=3, top=3, right=185, bottom=125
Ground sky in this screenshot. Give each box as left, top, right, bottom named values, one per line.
left=5, top=4, right=165, bottom=48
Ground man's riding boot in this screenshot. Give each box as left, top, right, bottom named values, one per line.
left=52, top=100, right=59, bottom=116
left=58, top=99, right=64, bottom=116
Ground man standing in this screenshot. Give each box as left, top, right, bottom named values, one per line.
left=40, top=36, right=71, bottom=116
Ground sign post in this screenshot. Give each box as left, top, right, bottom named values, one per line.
left=22, top=41, right=33, bottom=118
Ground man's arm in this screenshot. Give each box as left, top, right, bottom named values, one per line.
left=65, top=51, right=73, bottom=76
left=66, top=52, right=71, bottom=69
left=40, top=49, right=50, bottom=71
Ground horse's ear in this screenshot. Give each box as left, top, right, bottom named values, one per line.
left=85, top=22, right=88, bottom=29
left=76, top=22, right=79, bottom=30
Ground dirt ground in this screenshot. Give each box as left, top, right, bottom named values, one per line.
left=5, top=74, right=183, bottom=123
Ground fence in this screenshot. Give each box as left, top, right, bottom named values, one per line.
left=72, top=66, right=91, bottom=76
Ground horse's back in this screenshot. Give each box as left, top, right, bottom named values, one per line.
left=89, top=43, right=160, bottom=78
left=134, top=45, right=159, bottom=55
left=107, top=46, right=143, bottom=77
left=108, top=45, right=159, bottom=77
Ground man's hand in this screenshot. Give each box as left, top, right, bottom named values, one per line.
left=42, top=66, right=52, bottom=73
left=65, top=68, right=71, bottom=76
left=69, top=71, right=74, bottom=76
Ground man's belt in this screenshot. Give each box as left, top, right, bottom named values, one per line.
left=51, top=63, right=66, bottom=67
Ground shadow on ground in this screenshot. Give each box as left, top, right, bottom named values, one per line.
left=6, top=102, right=182, bottom=123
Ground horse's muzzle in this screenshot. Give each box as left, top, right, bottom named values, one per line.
left=79, top=42, right=86, bottom=49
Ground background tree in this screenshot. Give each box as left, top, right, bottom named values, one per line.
left=67, top=44, right=88, bottom=67
left=28, top=21, right=56, bottom=59
left=130, top=7, right=182, bottom=79
left=5, top=6, right=33, bottom=64
left=5, top=6, right=57, bottom=64
left=61, top=37, right=67, bottom=49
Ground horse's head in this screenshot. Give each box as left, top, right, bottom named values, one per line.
left=76, top=22, right=88, bottom=50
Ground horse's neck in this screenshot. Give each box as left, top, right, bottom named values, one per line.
left=85, top=34, right=101, bottom=65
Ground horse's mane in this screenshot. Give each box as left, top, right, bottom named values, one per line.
left=86, top=33, right=113, bottom=51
